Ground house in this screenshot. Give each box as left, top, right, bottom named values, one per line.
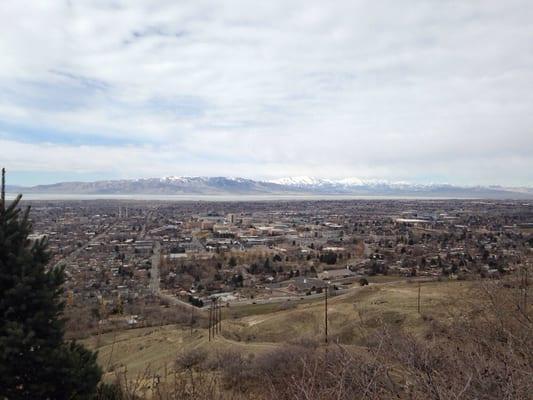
left=318, top=268, right=357, bottom=280
left=289, top=277, right=327, bottom=293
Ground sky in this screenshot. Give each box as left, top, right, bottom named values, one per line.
left=1, top=0, right=532, bottom=187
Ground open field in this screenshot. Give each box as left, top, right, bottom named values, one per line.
left=221, top=279, right=471, bottom=344
left=84, top=278, right=475, bottom=379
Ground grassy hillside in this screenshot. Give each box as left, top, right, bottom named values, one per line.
left=222, top=279, right=471, bottom=344
left=84, top=279, right=474, bottom=379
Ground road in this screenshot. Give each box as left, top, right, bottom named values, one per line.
left=224, top=276, right=436, bottom=308
left=52, top=207, right=155, bottom=271
left=149, top=240, right=203, bottom=311
left=52, top=223, right=114, bottom=270
left=149, top=241, right=161, bottom=294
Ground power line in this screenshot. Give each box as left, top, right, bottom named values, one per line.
left=209, top=297, right=220, bottom=341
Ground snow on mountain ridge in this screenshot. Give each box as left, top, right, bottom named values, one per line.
left=160, top=176, right=252, bottom=183
left=158, top=176, right=456, bottom=189
left=160, top=176, right=192, bottom=183
left=268, top=176, right=333, bottom=186
left=269, top=177, right=418, bottom=187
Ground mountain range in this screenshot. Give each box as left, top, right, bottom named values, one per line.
left=6, top=176, right=533, bottom=199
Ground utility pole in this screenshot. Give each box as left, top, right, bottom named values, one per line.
left=208, top=302, right=212, bottom=342
left=324, top=284, right=328, bottom=344
left=522, top=264, right=529, bottom=314
left=214, top=298, right=218, bottom=335
left=525, top=266, right=529, bottom=314
left=213, top=299, right=216, bottom=337
left=210, top=298, right=218, bottom=339
left=213, top=299, right=217, bottom=336
left=217, top=298, right=221, bottom=334
left=190, top=305, right=194, bottom=335
left=417, top=281, right=421, bottom=314
left=218, top=298, right=222, bottom=334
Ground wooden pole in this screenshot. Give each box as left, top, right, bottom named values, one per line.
left=417, top=281, right=421, bottom=314
left=215, top=298, right=219, bottom=335
left=522, top=265, right=529, bottom=313
left=218, top=299, right=222, bottom=334
left=212, top=299, right=217, bottom=338
left=208, top=302, right=212, bottom=341
left=325, top=285, right=328, bottom=344
left=217, top=298, right=221, bottom=334
left=525, top=266, right=528, bottom=313
left=190, top=305, right=194, bottom=335
left=213, top=299, right=217, bottom=337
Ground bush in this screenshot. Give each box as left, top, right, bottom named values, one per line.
left=176, top=348, right=208, bottom=371
left=94, top=382, right=123, bottom=400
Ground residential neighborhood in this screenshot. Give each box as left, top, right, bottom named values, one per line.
left=23, top=198, right=533, bottom=335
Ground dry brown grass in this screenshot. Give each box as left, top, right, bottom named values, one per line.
left=91, top=275, right=533, bottom=399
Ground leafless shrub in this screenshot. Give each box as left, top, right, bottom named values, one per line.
left=377, top=278, right=533, bottom=399
left=249, top=340, right=394, bottom=400
left=288, top=335, right=319, bottom=348
left=110, top=365, right=155, bottom=400
left=175, top=347, right=208, bottom=371
left=209, top=349, right=255, bottom=392
left=277, top=301, right=297, bottom=311
left=101, top=363, right=222, bottom=400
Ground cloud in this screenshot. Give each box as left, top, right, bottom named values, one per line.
left=0, top=0, right=532, bottom=185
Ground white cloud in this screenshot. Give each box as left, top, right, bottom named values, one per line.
left=0, top=0, right=532, bottom=185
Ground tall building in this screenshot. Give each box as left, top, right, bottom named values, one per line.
left=226, top=213, right=236, bottom=224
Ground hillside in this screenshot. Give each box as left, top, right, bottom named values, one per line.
left=85, top=279, right=472, bottom=377
left=81, top=275, right=532, bottom=399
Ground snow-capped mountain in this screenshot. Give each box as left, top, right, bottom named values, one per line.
left=17, top=177, right=285, bottom=195
left=9, top=176, right=533, bottom=199
left=270, top=177, right=428, bottom=189
left=268, top=176, right=335, bottom=186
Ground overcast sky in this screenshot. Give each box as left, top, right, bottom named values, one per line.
left=1, top=0, right=532, bottom=186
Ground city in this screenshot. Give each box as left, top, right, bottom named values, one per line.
left=24, top=198, right=532, bottom=338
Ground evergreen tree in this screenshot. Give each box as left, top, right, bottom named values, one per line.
left=0, top=169, right=101, bottom=399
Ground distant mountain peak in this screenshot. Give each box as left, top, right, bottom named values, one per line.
left=268, top=176, right=333, bottom=186
left=8, top=175, right=533, bottom=199
left=269, top=176, right=404, bottom=187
